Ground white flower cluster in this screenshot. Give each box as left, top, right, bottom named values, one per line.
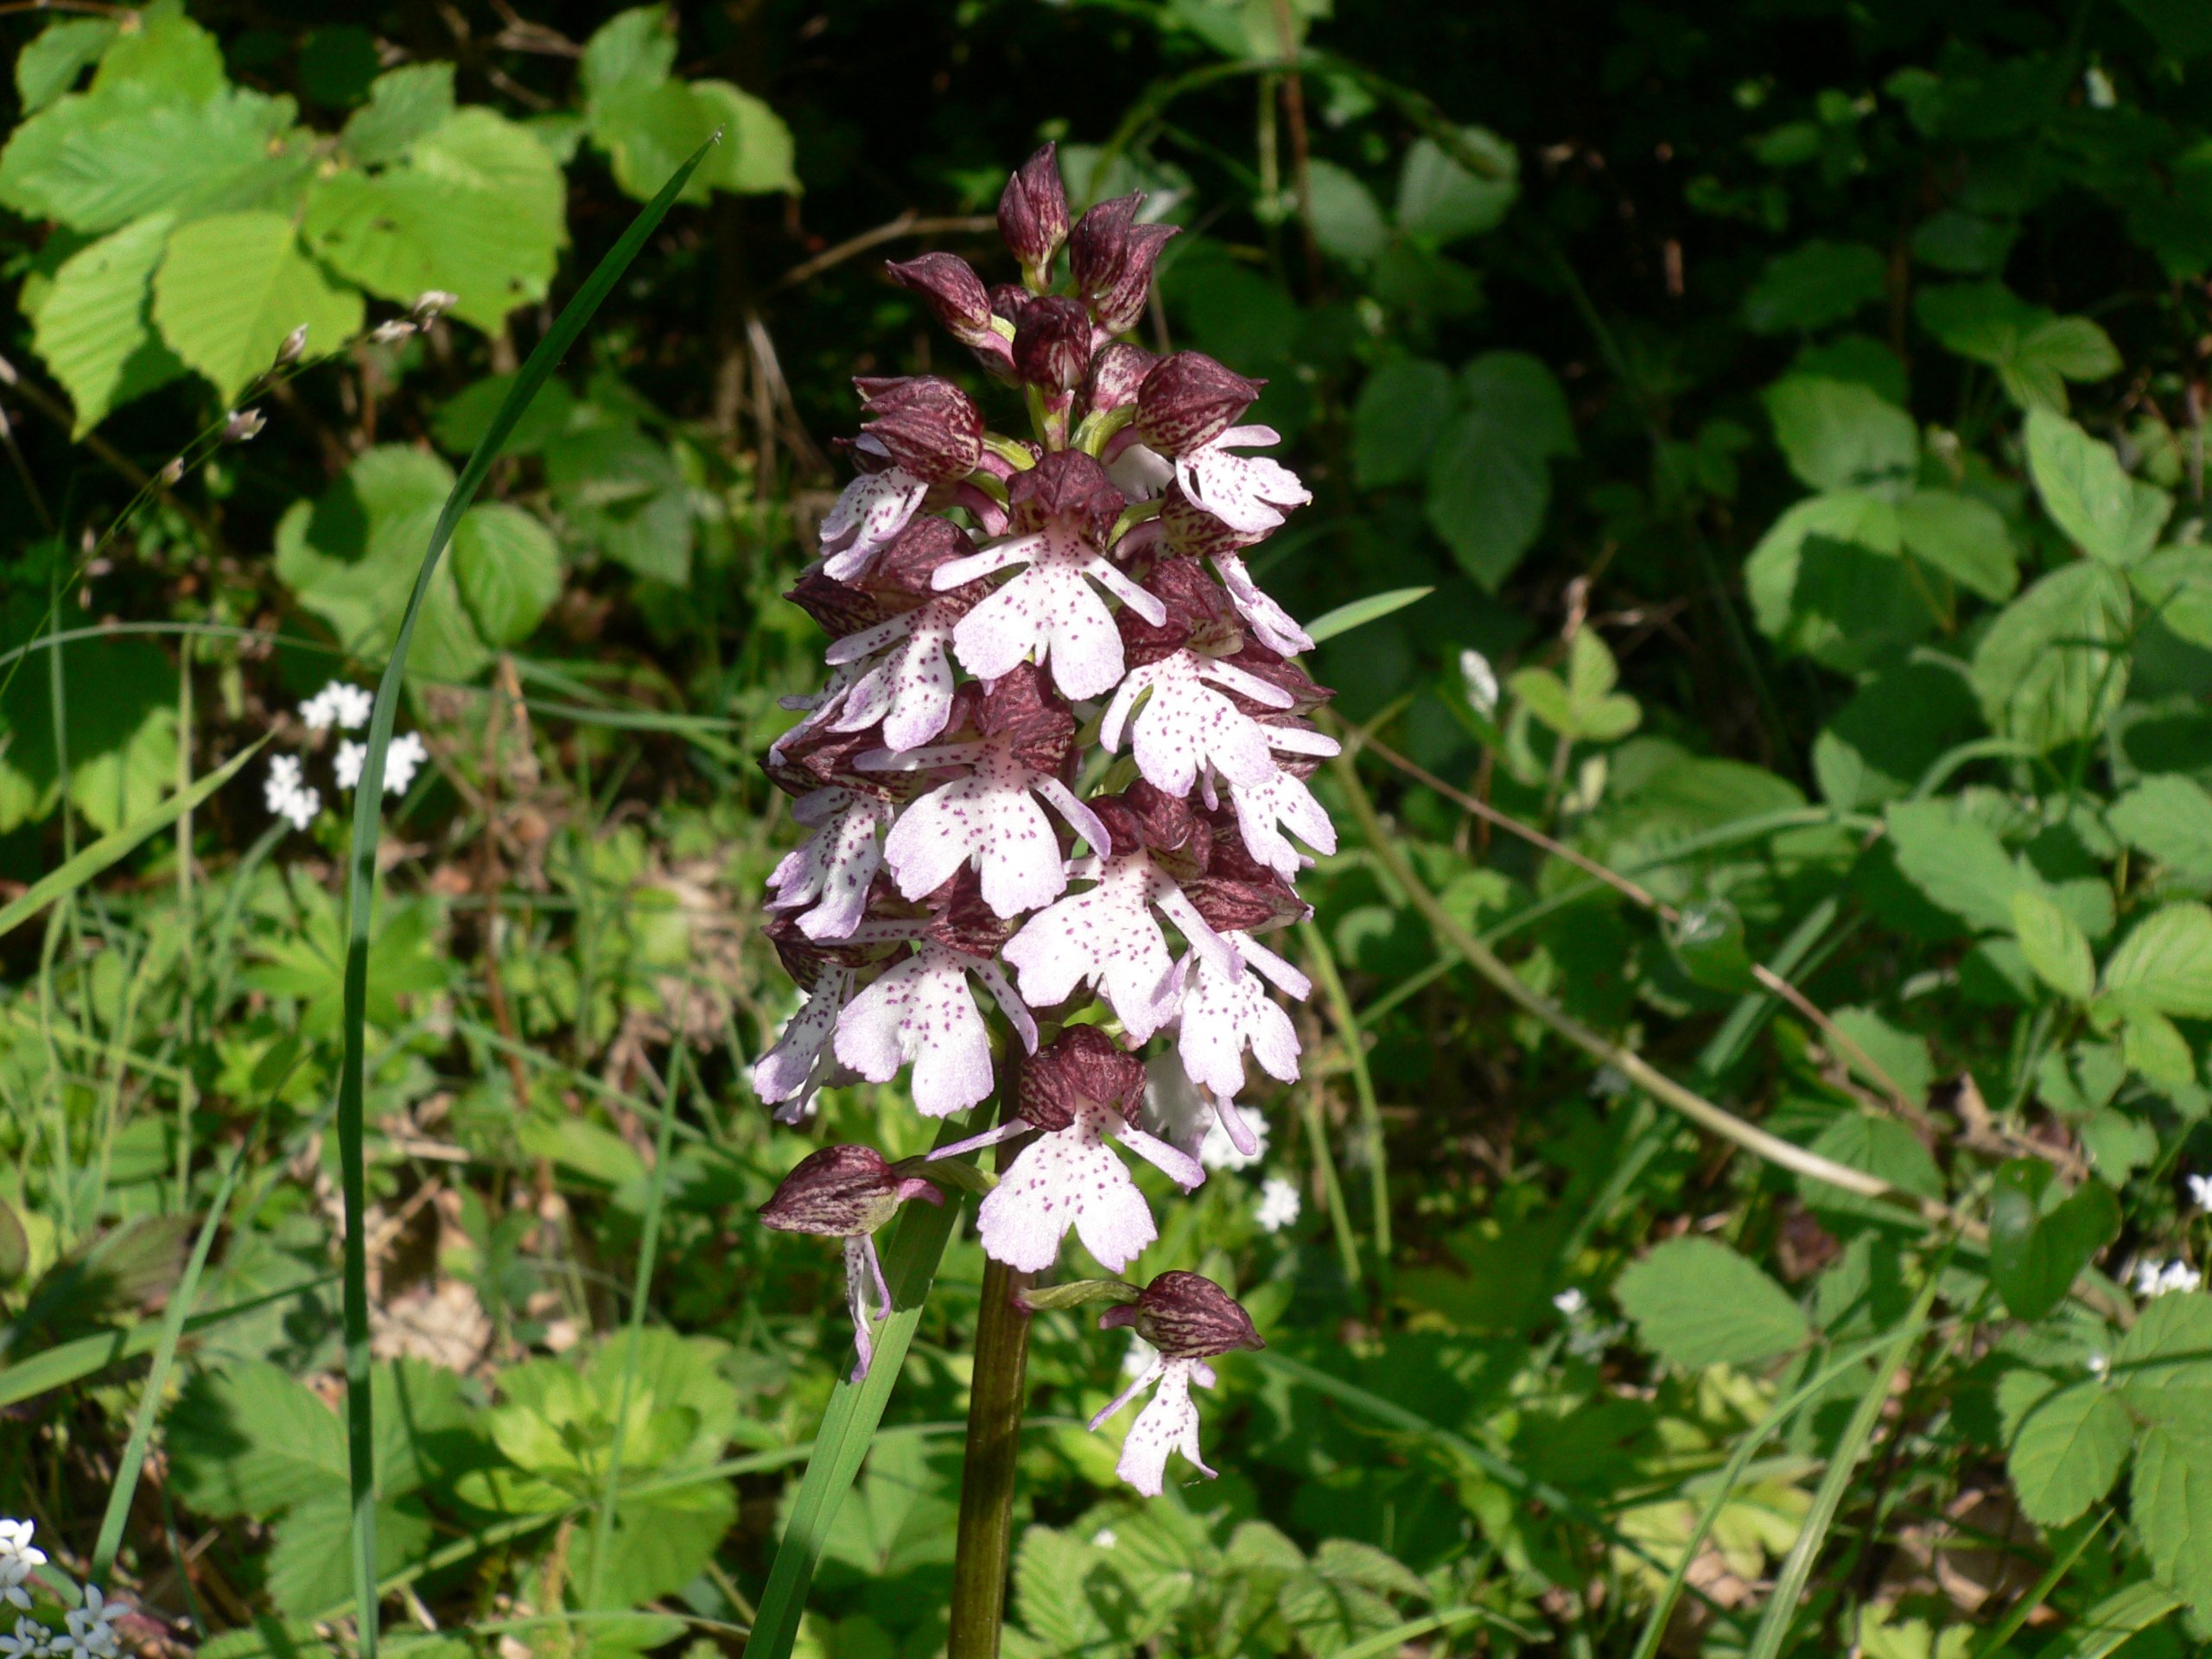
left=260, top=682, right=429, bottom=832
left=0, top=1521, right=126, bottom=1659
left=2133, top=1257, right=2202, bottom=1299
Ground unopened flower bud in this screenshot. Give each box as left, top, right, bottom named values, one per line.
left=760, top=1145, right=942, bottom=1236
left=1019, top=1027, right=1147, bottom=1132
left=999, top=143, right=1071, bottom=278
left=1136, top=353, right=1263, bottom=455
left=1085, top=342, right=1158, bottom=416
left=411, top=289, right=459, bottom=321
left=1013, top=296, right=1093, bottom=391
left=989, top=284, right=1033, bottom=329
left=855, top=375, right=984, bottom=482
left=221, top=408, right=265, bottom=443
left=158, top=457, right=186, bottom=486
left=1098, top=1270, right=1263, bottom=1357
left=1069, top=194, right=1179, bottom=334
left=886, top=252, right=999, bottom=351
left=370, top=320, right=416, bottom=346
left=1007, top=450, right=1125, bottom=540
left=275, top=323, right=309, bottom=367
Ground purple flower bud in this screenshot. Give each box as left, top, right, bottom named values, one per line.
left=1018, top=1026, right=1147, bottom=1133
left=1007, top=451, right=1126, bottom=541
left=785, top=570, right=899, bottom=639
left=860, top=513, right=982, bottom=602
left=1085, top=342, right=1159, bottom=416
left=1013, top=296, right=1094, bottom=391
left=999, top=143, right=1071, bottom=276
left=1089, top=779, right=1211, bottom=879
left=924, top=866, right=1020, bottom=957
left=855, top=376, right=985, bottom=483
left=975, top=661, right=1078, bottom=775
left=1069, top=194, right=1179, bottom=334
left=1222, top=645, right=1334, bottom=715
left=989, top=283, right=1033, bottom=329
left=760, top=1145, right=942, bottom=1237
left=1158, top=486, right=1262, bottom=559
left=1184, top=815, right=1307, bottom=933
left=885, top=252, right=1000, bottom=352
left=1135, top=352, right=1264, bottom=455
left=1097, top=1271, right=1263, bottom=1357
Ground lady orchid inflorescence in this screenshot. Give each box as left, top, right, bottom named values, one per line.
left=751, top=146, right=1332, bottom=1497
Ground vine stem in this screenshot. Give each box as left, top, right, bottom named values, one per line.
left=945, top=1103, right=1034, bottom=1659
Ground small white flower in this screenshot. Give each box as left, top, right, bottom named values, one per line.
left=57, top=1588, right=122, bottom=1659
left=1553, top=1287, right=1587, bottom=1317
left=1200, top=1110, right=1269, bottom=1172
left=2088, top=1351, right=2111, bottom=1376
left=334, top=741, right=365, bottom=791
left=1090, top=1528, right=1119, bottom=1550
left=0, top=1617, right=51, bottom=1657
left=2133, top=1257, right=2203, bottom=1298
left=2187, top=1173, right=2212, bottom=1212
left=1255, top=1176, right=1301, bottom=1233
left=383, top=732, right=429, bottom=795
left=263, top=754, right=320, bottom=831
left=2084, top=65, right=2117, bottom=109
left=0, top=1519, right=47, bottom=1611
left=1459, top=648, right=1499, bottom=719
left=299, top=681, right=373, bottom=732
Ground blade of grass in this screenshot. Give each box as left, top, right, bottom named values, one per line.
left=585, top=1044, right=689, bottom=1610
left=1743, top=1277, right=1936, bottom=1659
left=1299, top=920, right=1389, bottom=1293
left=0, top=1275, right=333, bottom=1408
left=0, top=735, right=267, bottom=944
left=1967, top=1515, right=2107, bottom=1659
left=87, top=1136, right=249, bottom=1584
left=1331, top=1604, right=1538, bottom=1657
left=333, top=137, right=718, bottom=1659
left=744, top=1113, right=980, bottom=1659
left=2036, top=1580, right=2183, bottom=1659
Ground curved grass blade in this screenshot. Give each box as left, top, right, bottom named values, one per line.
left=334, top=136, right=719, bottom=1659
left=0, top=735, right=266, bottom=944
left=744, top=1116, right=978, bottom=1658
left=1304, top=585, right=1433, bottom=645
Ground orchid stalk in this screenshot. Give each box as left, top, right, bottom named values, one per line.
left=749, top=143, right=1335, bottom=1651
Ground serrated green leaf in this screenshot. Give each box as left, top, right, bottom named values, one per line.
left=1885, top=798, right=2027, bottom=932
left=152, top=211, right=363, bottom=402
left=1426, top=416, right=1549, bottom=590
left=1306, top=158, right=1389, bottom=263
left=2122, top=1005, right=2196, bottom=1087
left=1798, top=1111, right=1945, bottom=1226
left=1461, top=351, right=1576, bottom=459
left=30, top=212, right=187, bottom=433
left=340, top=64, right=455, bottom=167
left=2112, top=776, right=2212, bottom=880
left=692, top=79, right=798, bottom=196
left=266, top=1494, right=435, bottom=1623
left=16, top=18, right=117, bottom=113
left=305, top=108, right=565, bottom=332
left=1351, top=358, right=1454, bottom=488
left=2132, top=1427, right=2212, bottom=1614
left=1743, top=489, right=1931, bottom=671
left=2101, top=903, right=2212, bottom=1019
left=2132, top=545, right=2212, bottom=649
left=166, top=1360, right=348, bottom=1518
left=1988, top=1160, right=2119, bottom=1319
left=2013, top=889, right=2095, bottom=1000
left=1744, top=239, right=1887, bottom=334
left=2025, top=408, right=2172, bottom=566
left=1969, top=562, right=2133, bottom=750
left=1614, top=1236, right=1810, bottom=1370
left=1998, top=1370, right=2132, bottom=1525
left=454, top=504, right=562, bottom=646
left=1764, top=377, right=1918, bottom=494
left=1897, top=489, right=2018, bottom=601
left=1394, top=127, right=1517, bottom=245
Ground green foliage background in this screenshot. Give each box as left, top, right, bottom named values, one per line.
left=4, top=1, right=2212, bottom=1656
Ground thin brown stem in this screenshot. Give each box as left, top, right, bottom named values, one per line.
left=765, top=213, right=996, bottom=294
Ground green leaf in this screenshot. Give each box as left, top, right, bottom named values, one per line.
left=1421, top=353, right=1573, bottom=589
left=30, top=212, right=188, bottom=433
left=691, top=79, right=798, bottom=195
left=340, top=64, right=455, bottom=167
left=454, top=504, right=563, bottom=646
left=1764, top=377, right=1918, bottom=494
left=1744, top=239, right=1887, bottom=334
left=1669, top=897, right=1758, bottom=992
left=1897, top=489, right=2018, bottom=601
left=16, top=18, right=118, bottom=113
left=1745, top=492, right=1927, bottom=671
left=305, top=108, right=566, bottom=332
left=2132, top=1427, right=2212, bottom=1616
left=267, top=1494, right=435, bottom=1623
left=1304, top=586, right=1433, bottom=645
left=2101, top=903, right=2212, bottom=1019
left=2132, top=546, right=2212, bottom=650
left=581, top=6, right=678, bottom=101
left=1884, top=799, right=2027, bottom=932
left=1987, top=1160, right=2120, bottom=1320
left=2013, top=889, right=2095, bottom=1001
left=167, top=1360, right=349, bottom=1518
left=2037, top=1582, right=2184, bottom=1659
left=1997, top=1370, right=2132, bottom=1525
left=151, top=211, right=363, bottom=403
left=2122, top=1005, right=2196, bottom=1087
left=2025, top=408, right=2172, bottom=566
left=1460, top=351, right=1576, bottom=460
left=1797, top=1112, right=1945, bottom=1226
left=1969, top=562, right=2133, bottom=750
left=1394, top=127, right=1517, bottom=245
left=1351, top=358, right=1454, bottom=488
left=1613, top=1236, right=1810, bottom=1370
left=200, top=1622, right=335, bottom=1659
left=2111, top=776, right=2212, bottom=880
left=2117, top=1292, right=2212, bottom=1428
left=1917, top=283, right=2120, bottom=411
left=1306, top=159, right=1389, bottom=264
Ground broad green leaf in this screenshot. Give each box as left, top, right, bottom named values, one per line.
left=305, top=108, right=566, bottom=332
left=1304, top=586, right=1433, bottom=645
left=2131, top=1428, right=2212, bottom=1614
left=1394, top=128, right=1517, bottom=245
left=1897, top=489, right=2018, bottom=601
left=0, top=632, right=181, bottom=836
left=1743, top=240, right=1886, bottom=334
left=1745, top=491, right=1932, bottom=671
left=16, top=18, right=117, bottom=113
left=1306, top=159, right=1389, bottom=263
left=152, top=211, right=363, bottom=403
left=454, top=504, right=563, bottom=646
left=2037, top=1581, right=2183, bottom=1659
left=1669, top=897, right=1757, bottom=991
left=1764, top=377, right=1918, bottom=495
left=1884, top=799, right=2028, bottom=933
left=1613, top=1236, right=1810, bottom=1370
left=1460, top=351, right=1576, bottom=459
left=199, top=1621, right=334, bottom=1659
left=2117, top=1292, right=2212, bottom=1429
left=692, top=79, right=798, bottom=195
left=1798, top=1112, right=1945, bottom=1226
left=1987, top=1160, right=2119, bottom=1320
left=340, top=64, right=455, bottom=167
left=2132, top=545, right=2212, bottom=650
left=1811, top=659, right=1981, bottom=809
left=2101, top=903, right=2212, bottom=1018
left=2111, top=776, right=2212, bottom=880
left=2122, top=1005, right=2196, bottom=1087
left=1997, top=1370, right=2132, bottom=1525
left=582, top=6, right=679, bottom=102
left=1916, top=283, right=2119, bottom=410
left=31, top=212, right=188, bottom=433
left=1008, top=1528, right=1119, bottom=1656
left=166, top=1360, right=347, bottom=1518
left=266, top=1494, right=435, bottom=1624
left=2013, top=889, right=2094, bottom=1001
left=1425, top=416, right=1549, bottom=589
left=1828, top=1007, right=1935, bottom=1102
left=2025, top=408, right=2172, bottom=566
left=1969, top=562, right=2133, bottom=750
left=1351, top=358, right=1454, bottom=488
